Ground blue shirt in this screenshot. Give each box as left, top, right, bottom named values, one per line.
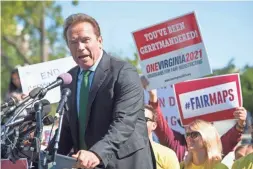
left=76, top=51, right=103, bottom=115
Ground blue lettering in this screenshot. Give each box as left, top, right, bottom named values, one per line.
left=181, top=54, right=186, bottom=63
left=203, top=95, right=210, bottom=107
left=190, top=98, right=195, bottom=110
left=200, top=95, right=204, bottom=107
left=195, top=97, right=201, bottom=109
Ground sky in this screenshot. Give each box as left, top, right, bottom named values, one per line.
left=57, top=1, right=253, bottom=69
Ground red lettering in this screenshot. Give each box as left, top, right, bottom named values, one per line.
left=147, top=63, right=158, bottom=73
left=155, top=63, right=159, bottom=71
left=150, top=63, right=156, bottom=72
left=222, top=90, right=228, bottom=102
left=171, top=116, right=177, bottom=126
left=169, top=97, right=175, bottom=106
left=209, top=93, right=217, bottom=105
left=146, top=65, right=151, bottom=73
left=194, top=51, right=198, bottom=59
left=217, top=91, right=223, bottom=104
left=228, top=89, right=234, bottom=101
left=158, top=97, right=165, bottom=108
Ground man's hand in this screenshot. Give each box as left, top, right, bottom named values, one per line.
left=72, top=150, right=101, bottom=169
left=233, top=107, right=247, bottom=127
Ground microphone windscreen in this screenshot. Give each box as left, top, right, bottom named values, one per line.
left=42, top=104, right=51, bottom=117
left=43, top=115, right=54, bottom=125
left=29, top=87, right=43, bottom=98
left=40, top=99, right=50, bottom=106
left=57, top=73, right=72, bottom=85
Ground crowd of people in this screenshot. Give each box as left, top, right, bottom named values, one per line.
left=2, top=12, right=252, bottom=169
left=141, top=76, right=252, bottom=169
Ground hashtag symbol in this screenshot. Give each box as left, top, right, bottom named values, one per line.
left=185, top=102, right=190, bottom=109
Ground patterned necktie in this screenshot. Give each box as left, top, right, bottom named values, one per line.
left=79, top=70, right=91, bottom=150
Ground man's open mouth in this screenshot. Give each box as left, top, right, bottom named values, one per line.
left=78, top=55, right=89, bottom=59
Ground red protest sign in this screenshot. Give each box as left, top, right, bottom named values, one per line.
left=174, top=74, right=242, bottom=126
left=133, top=12, right=202, bottom=61
left=132, top=12, right=211, bottom=90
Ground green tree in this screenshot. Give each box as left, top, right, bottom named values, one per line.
left=213, top=59, right=253, bottom=114
left=1, top=1, right=77, bottom=100
left=212, top=58, right=239, bottom=75
left=240, top=66, right=253, bottom=114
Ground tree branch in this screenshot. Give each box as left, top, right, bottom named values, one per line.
left=1, top=50, right=14, bottom=70
left=3, top=35, right=31, bottom=64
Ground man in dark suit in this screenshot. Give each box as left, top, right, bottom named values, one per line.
left=48, top=13, right=155, bottom=169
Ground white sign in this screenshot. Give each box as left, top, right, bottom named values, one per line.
left=144, top=85, right=185, bottom=134
left=174, top=73, right=242, bottom=126
left=133, top=12, right=212, bottom=90
left=179, top=81, right=239, bottom=119
left=18, top=57, right=77, bottom=103
left=144, top=83, right=238, bottom=140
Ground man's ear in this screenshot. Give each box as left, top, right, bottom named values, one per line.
left=97, top=36, right=103, bottom=49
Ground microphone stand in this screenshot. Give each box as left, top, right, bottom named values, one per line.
left=51, top=103, right=69, bottom=169
left=33, top=101, right=43, bottom=169
left=51, top=88, right=70, bottom=169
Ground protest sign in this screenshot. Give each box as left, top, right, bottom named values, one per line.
left=144, top=85, right=236, bottom=139
left=174, top=74, right=242, bottom=126
left=144, top=85, right=185, bottom=134
left=18, top=57, right=76, bottom=103
left=133, top=12, right=212, bottom=90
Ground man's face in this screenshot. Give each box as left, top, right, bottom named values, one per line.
left=67, top=22, right=103, bottom=69
left=144, top=109, right=156, bottom=136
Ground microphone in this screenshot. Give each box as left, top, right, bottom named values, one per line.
left=43, top=115, right=54, bottom=126
left=5, top=100, right=51, bottom=127
left=1, top=87, right=43, bottom=118
left=1, top=96, right=18, bottom=109
left=36, top=73, right=73, bottom=99
left=56, top=88, right=71, bottom=114
left=17, top=115, right=54, bottom=140
left=2, top=73, right=71, bottom=119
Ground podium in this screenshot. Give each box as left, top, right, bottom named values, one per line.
left=1, top=158, right=28, bottom=169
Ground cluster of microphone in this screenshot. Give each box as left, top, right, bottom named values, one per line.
left=1, top=73, right=73, bottom=168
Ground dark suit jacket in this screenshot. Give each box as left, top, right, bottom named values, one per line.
left=48, top=52, right=155, bottom=169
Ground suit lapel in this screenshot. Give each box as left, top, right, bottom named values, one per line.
left=85, top=52, right=110, bottom=129
left=69, top=66, right=79, bottom=149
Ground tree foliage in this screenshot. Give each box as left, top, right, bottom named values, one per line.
left=212, top=59, right=253, bottom=114
left=1, top=1, right=77, bottom=100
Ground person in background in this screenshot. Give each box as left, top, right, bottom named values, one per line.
left=145, top=104, right=180, bottom=169
left=181, top=119, right=228, bottom=169
left=232, top=125, right=253, bottom=169
left=234, top=145, right=249, bottom=160
left=5, top=68, right=23, bottom=102
left=141, top=76, right=247, bottom=162
left=232, top=146, right=253, bottom=169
